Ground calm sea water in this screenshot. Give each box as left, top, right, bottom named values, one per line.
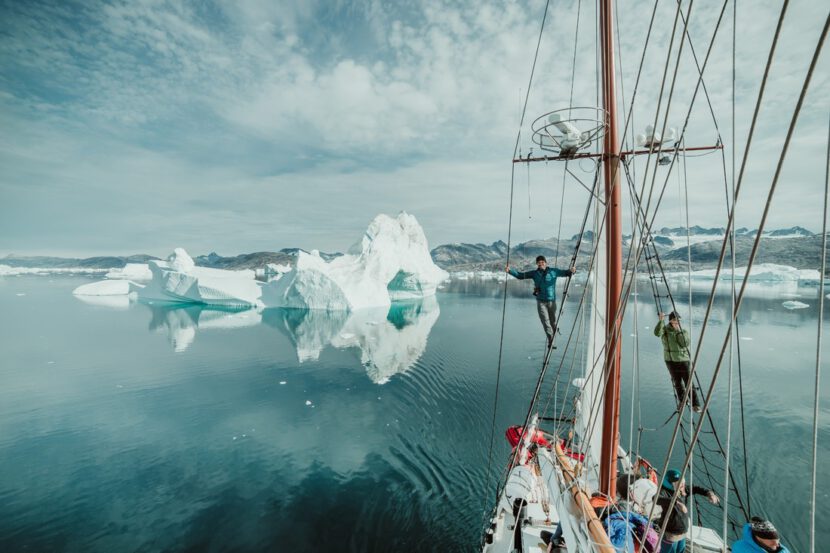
left=0, top=275, right=827, bottom=552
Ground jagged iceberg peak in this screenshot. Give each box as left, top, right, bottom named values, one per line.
left=263, top=212, right=449, bottom=311
left=164, top=247, right=195, bottom=273
left=352, top=212, right=447, bottom=284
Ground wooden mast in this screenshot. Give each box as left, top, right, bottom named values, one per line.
left=598, top=0, right=623, bottom=499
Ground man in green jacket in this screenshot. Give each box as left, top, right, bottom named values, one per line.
left=506, top=255, right=575, bottom=347
left=654, top=311, right=702, bottom=412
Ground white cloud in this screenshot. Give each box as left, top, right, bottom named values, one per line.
left=0, top=0, right=827, bottom=256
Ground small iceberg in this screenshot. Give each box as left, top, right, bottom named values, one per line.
left=140, top=248, right=261, bottom=308
left=75, top=248, right=262, bottom=308
left=782, top=300, right=809, bottom=310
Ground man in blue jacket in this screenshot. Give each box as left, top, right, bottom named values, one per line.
left=506, top=255, right=575, bottom=347
left=731, top=517, right=790, bottom=553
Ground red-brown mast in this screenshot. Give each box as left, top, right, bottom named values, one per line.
left=598, top=0, right=623, bottom=498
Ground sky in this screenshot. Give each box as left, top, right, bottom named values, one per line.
left=0, top=0, right=827, bottom=258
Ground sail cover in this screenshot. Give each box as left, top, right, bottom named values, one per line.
left=574, top=197, right=607, bottom=490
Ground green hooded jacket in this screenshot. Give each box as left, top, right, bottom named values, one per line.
left=653, top=319, right=691, bottom=362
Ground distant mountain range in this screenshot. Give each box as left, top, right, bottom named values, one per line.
left=0, top=249, right=340, bottom=271
left=0, top=254, right=159, bottom=269
left=1, top=226, right=823, bottom=273
left=430, top=226, right=823, bottom=272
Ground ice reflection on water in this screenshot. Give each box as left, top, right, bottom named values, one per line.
left=91, top=295, right=441, bottom=384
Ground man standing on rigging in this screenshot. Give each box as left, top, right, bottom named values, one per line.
left=506, top=256, right=575, bottom=347
left=654, top=311, right=702, bottom=413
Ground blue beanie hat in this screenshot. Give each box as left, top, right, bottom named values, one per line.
left=662, top=469, right=682, bottom=491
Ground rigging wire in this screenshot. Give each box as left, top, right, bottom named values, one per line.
left=496, top=168, right=600, bottom=496
left=652, top=10, right=829, bottom=547
left=679, top=135, right=699, bottom=540
left=481, top=0, right=552, bottom=524
left=677, top=1, right=725, bottom=138
left=636, top=0, right=729, bottom=240
left=527, top=160, right=532, bottom=218
left=730, top=5, right=752, bottom=499
left=723, top=0, right=740, bottom=539
left=810, top=111, right=830, bottom=553
left=556, top=0, right=583, bottom=267
left=602, top=1, right=775, bottom=533
left=621, top=155, right=751, bottom=529
left=624, top=159, right=750, bottom=526
left=633, top=0, right=688, bottom=226
left=647, top=0, right=794, bottom=522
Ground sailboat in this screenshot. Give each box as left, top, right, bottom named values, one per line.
left=480, top=1, right=828, bottom=552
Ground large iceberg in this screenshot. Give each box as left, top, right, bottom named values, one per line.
left=262, top=212, right=448, bottom=310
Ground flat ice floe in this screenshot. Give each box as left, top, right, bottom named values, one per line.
left=450, top=270, right=505, bottom=281
left=73, top=279, right=137, bottom=296
left=668, top=263, right=820, bottom=283
left=663, top=264, right=822, bottom=299
left=0, top=265, right=108, bottom=276
left=782, top=300, right=809, bottom=309
left=262, top=212, right=448, bottom=310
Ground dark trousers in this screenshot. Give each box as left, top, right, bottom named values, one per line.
left=665, top=360, right=700, bottom=408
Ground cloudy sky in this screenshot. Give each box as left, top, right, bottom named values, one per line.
left=0, top=0, right=827, bottom=257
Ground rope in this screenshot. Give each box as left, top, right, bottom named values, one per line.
left=555, top=0, right=583, bottom=268
left=639, top=0, right=794, bottom=534
left=677, top=1, right=724, bottom=138
left=496, top=167, right=600, bottom=494
left=723, top=3, right=738, bottom=540
left=652, top=10, right=828, bottom=546
left=633, top=0, right=687, bottom=227
left=622, top=153, right=751, bottom=529
left=527, top=159, right=532, bottom=218
left=731, top=0, right=752, bottom=513
left=810, top=110, right=830, bottom=553
left=481, top=0, right=552, bottom=527
left=636, top=0, right=730, bottom=239
left=624, top=150, right=750, bottom=526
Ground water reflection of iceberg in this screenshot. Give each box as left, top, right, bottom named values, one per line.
left=145, top=303, right=262, bottom=352
left=264, top=296, right=440, bottom=384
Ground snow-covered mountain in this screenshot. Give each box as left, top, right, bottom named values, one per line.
left=429, top=226, right=821, bottom=272
left=644, top=225, right=813, bottom=248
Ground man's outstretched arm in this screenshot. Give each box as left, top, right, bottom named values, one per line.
left=505, top=265, right=531, bottom=279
